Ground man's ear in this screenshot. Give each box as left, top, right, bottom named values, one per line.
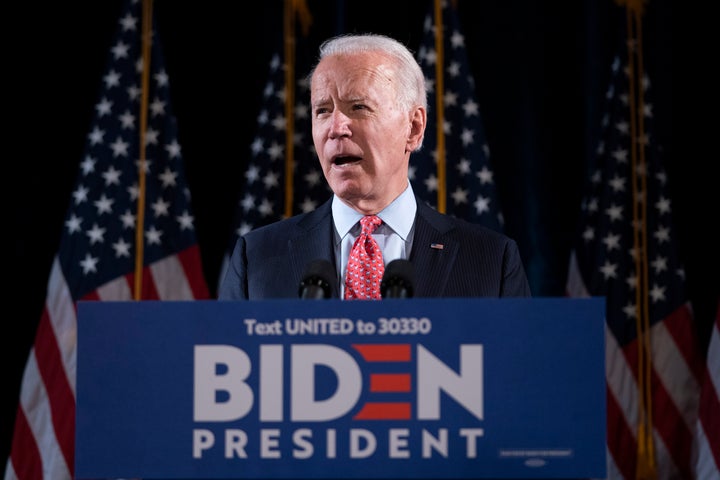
left=406, top=106, right=427, bottom=152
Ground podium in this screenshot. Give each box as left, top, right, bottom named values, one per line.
left=76, top=298, right=606, bottom=479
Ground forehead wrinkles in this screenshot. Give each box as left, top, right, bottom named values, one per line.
left=312, top=55, right=397, bottom=103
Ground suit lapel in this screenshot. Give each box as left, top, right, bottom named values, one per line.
left=410, top=203, right=458, bottom=297
left=287, top=200, right=340, bottom=298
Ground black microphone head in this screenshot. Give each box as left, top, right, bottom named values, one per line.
left=381, top=259, right=415, bottom=299
left=299, top=259, right=336, bottom=299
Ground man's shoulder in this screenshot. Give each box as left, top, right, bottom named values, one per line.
left=244, top=199, right=333, bottom=239
left=417, top=201, right=511, bottom=242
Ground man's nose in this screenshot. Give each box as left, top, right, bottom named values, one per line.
left=328, top=110, right=351, bottom=138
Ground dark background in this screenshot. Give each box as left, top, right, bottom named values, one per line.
left=6, top=0, right=710, bottom=468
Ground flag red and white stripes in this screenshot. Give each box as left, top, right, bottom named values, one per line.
left=4, top=0, right=209, bottom=478
left=694, top=300, right=720, bottom=478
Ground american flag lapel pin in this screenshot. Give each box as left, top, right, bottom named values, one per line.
left=430, top=243, right=444, bottom=250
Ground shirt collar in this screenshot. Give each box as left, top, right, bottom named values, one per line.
left=332, top=182, right=417, bottom=240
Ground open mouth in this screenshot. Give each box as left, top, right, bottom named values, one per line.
left=333, top=155, right=362, bottom=166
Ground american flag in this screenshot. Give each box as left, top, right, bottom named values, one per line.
left=413, top=0, right=504, bottom=232
left=4, top=0, right=210, bottom=478
left=566, top=7, right=705, bottom=478
left=695, top=299, right=720, bottom=477
left=219, top=28, right=324, bottom=287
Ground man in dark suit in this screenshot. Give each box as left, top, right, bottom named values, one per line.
left=218, top=33, right=530, bottom=300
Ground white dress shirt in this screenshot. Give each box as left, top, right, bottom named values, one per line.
left=332, top=182, right=417, bottom=298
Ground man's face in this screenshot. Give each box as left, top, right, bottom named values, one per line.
left=310, top=51, right=423, bottom=214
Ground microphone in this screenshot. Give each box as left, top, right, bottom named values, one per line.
left=380, top=259, right=415, bottom=299
left=298, top=259, right=335, bottom=299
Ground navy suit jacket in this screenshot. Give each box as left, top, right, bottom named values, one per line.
left=218, top=198, right=531, bottom=299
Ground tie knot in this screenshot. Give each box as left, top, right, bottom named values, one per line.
left=360, top=215, right=382, bottom=236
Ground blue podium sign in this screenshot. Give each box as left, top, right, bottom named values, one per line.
left=76, top=298, right=606, bottom=479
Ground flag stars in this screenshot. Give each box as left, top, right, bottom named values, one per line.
left=424, top=174, right=439, bottom=192
left=276, top=87, right=287, bottom=104
left=651, top=255, right=668, bottom=274
left=300, top=197, right=319, bottom=213
left=424, top=76, right=436, bottom=95
left=451, top=187, right=469, bottom=205
left=599, top=260, right=618, bottom=279
left=120, top=209, right=135, bottom=228
left=655, top=170, right=667, bottom=185
left=258, top=199, right=274, bottom=217
left=154, top=70, right=169, bottom=87
left=144, top=127, right=159, bottom=146
left=159, top=167, right=178, bottom=188
left=65, top=214, right=82, bottom=234
left=145, top=226, right=163, bottom=245
left=615, top=120, right=629, bottom=135
left=602, top=232, right=621, bottom=251
left=649, top=283, right=666, bottom=303
left=460, top=128, right=475, bottom=147
left=149, top=97, right=165, bottom=117
left=127, top=84, right=141, bottom=101
left=151, top=198, right=170, bottom=217
left=450, top=30, right=465, bottom=49
left=119, top=12, right=137, bottom=32
left=119, top=110, right=135, bottom=129
left=271, top=113, right=287, bottom=132
left=476, top=166, right=494, bottom=185
left=582, top=226, right=595, bottom=242
left=443, top=90, right=458, bottom=107
left=96, top=97, right=113, bottom=117
left=176, top=211, right=195, bottom=230
left=79, top=253, right=99, bottom=274
left=608, top=174, right=626, bottom=192
left=111, top=41, right=129, bottom=60
left=655, top=196, right=671, bottom=215
left=654, top=226, right=670, bottom=244
left=165, top=139, right=181, bottom=158
left=267, top=141, right=284, bottom=161
left=446, top=61, right=461, bottom=78
left=456, top=158, right=471, bottom=175
left=643, top=102, right=653, bottom=119
left=625, top=274, right=638, bottom=291
left=675, top=267, right=686, bottom=280
left=237, top=221, right=253, bottom=237
left=250, top=137, right=264, bottom=156
left=94, top=194, right=114, bottom=215
left=80, top=156, right=96, bottom=175
left=73, top=185, right=89, bottom=205
left=103, top=70, right=121, bottom=89
left=622, top=302, right=637, bottom=319
left=240, top=193, right=256, bottom=213
left=605, top=204, right=624, bottom=222
left=474, top=195, right=491, bottom=215
left=112, top=238, right=132, bottom=257
left=101, top=166, right=121, bottom=186
left=263, top=171, right=280, bottom=189
left=611, top=147, right=628, bottom=163
left=88, top=127, right=105, bottom=145
left=134, top=158, right=152, bottom=174
left=295, top=102, right=310, bottom=121
left=262, top=82, right=275, bottom=100
left=110, top=136, right=130, bottom=157
left=86, top=223, right=106, bottom=244
left=462, top=98, right=479, bottom=117
left=423, top=48, right=438, bottom=68
left=245, top=164, right=260, bottom=184
left=304, top=169, right=322, bottom=187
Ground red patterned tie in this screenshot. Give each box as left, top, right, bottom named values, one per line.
left=344, top=215, right=384, bottom=300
